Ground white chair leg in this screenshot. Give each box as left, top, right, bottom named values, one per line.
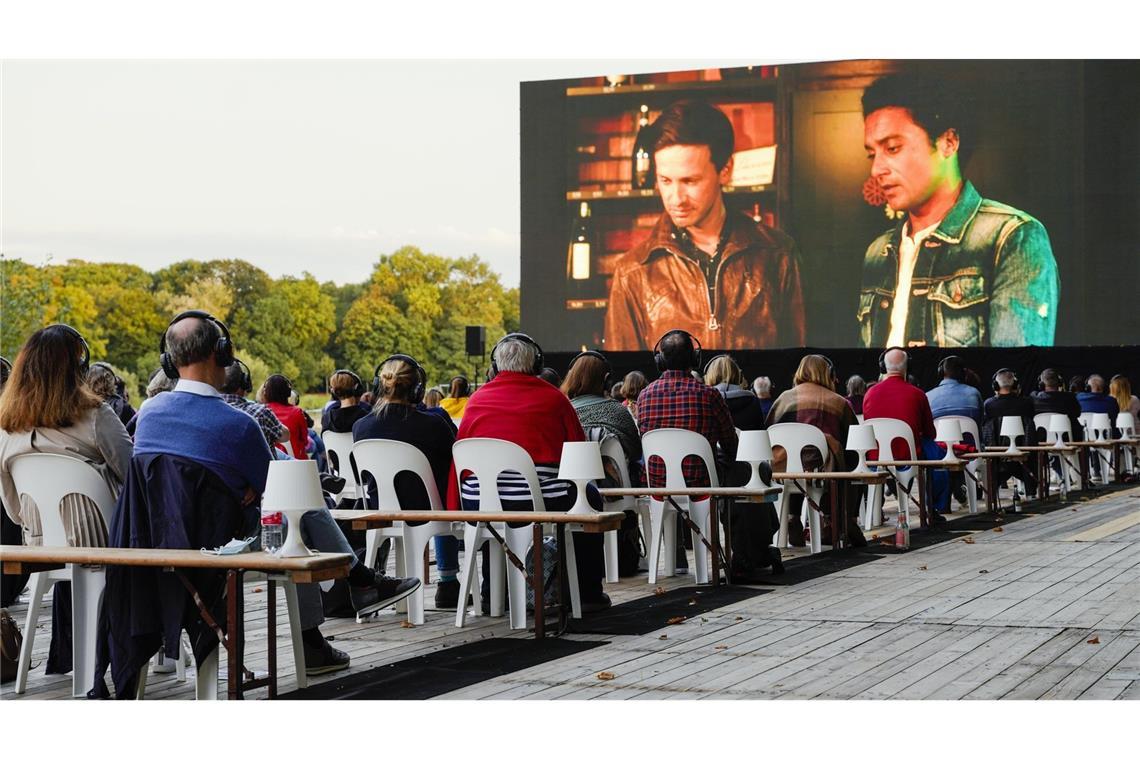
left=364, top=528, right=380, bottom=570
left=688, top=499, right=711, bottom=585
left=562, top=529, right=582, bottom=619
left=965, top=467, right=980, bottom=514
left=455, top=526, right=482, bottom=627
left=70, top=566, right=105, bottom=698
left=637, top=505, right=653, bottom=571
left=647, top=499, right=667, bottom=584
left=195, top=646, right=219, bottom=700
left=15, top=572, right=52, bottom=694
left=774, top=488, right=790, bottom=548
left=602, top=520, right=619, bottom=583
left=402, top=528, right=428, bottom=625
left=807, top=496, right=822, bottom=554
left=489, top=539, right=506, bottom=617
left=134, top=661, right=149, bottom=699
left=504, top=527, right=530, bottom=630
left=662, top=508, right=678, bottom=577
left=393, top=537, right=408, bottom=614
left=283, top=580, right=307, bottom=689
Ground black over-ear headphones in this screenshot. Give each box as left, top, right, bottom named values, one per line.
left=1, top=356, right=12, bottom=385
left=373, top=354, right=427, bottom=405
left=568, top=350, right=612, bottom=389
left=159, top=310, right=234, bottom=380
left=654, top=329, right=702, bottom=373
left=821, top=354, right=838, bottom=389
left=490, top=333, right=544, bottom=376
left=992, top=368, right=1019, bottom=393
left=233, top=358, right=254, bottom=394
left=47, top=324, right=91, bottom=375
left=878, top=346, right=908, bottom=376
left=332, top=369, right=365, bottom=399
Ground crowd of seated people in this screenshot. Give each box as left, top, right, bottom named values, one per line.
left=2, top=314, right=1138, bottom=698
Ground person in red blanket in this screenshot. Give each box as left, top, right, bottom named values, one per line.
left=446, top=333, right=609, bottom=613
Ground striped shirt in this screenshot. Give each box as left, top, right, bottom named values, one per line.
left=459, top=464, right=572, bottom=509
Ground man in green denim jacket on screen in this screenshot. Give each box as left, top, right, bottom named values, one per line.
left=857, top=73, right=1059, bottom=348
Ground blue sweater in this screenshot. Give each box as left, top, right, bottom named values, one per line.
left=135, top=390, right=273, bottom=496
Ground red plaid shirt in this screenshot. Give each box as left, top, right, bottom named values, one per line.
left=637, top=370, right=738, bottom=487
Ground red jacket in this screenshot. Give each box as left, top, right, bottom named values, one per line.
left=862, top=375, right=935, bottom=460
left=266, top=401, right=309, bottom=460
left=445, top=371, right=585, bottom=509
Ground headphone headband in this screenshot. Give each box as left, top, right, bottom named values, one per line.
left=374, top=354, right=427, bottom=404
left=490, top=332, right=544, bottom=376
left=992, top=367, right=1019, bottom=393
left=45, top=324, right=91, bottom=375
left=653, top=329, right=702, bottom=373
left=159, top=310, right=234, bottom=379
left=331, top=368, right=365, bottom=399
left=878, top=346, right=908, bottom=376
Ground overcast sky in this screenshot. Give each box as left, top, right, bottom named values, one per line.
left=1, top=59, right=740, bottom=288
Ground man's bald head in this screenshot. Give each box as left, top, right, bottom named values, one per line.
left=165, top=316, right=222, bottom=371
left=883, top=348, right=908, bottom=375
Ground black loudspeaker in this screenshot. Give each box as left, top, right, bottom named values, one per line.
left=465, top=326, right=486, bottom=357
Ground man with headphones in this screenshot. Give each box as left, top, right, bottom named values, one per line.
left=220, top=359, right=291, bottom=448
left=926, top=355, right=984, bottom=430
left=1031, top=368, right=1083, bottom=442
left=445, top=332, right=611, bottom=613
left=983, top=368, right=1039, bottom=496
left=863, top=347, right=951, bottom=516
left=130, top=311, right=419, bottom=679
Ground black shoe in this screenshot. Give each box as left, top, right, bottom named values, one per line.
left=303, top=639, right=350, bottom=676
left=434, top=579, right=460, bottom=609
left=768, top=547, right=785, bottom=575
left=847, top=519, right=869, bottom=548
left=351, top=573, right=421, bottom=616
left=580, top=593, right=611, bottom=614
left=954, top=483, right=968, bottom=505
left=319, top=473, right=347, bottom=495
left=480, top=596, right=491, bottom=615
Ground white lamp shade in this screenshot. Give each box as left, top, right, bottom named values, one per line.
left=1116, top=412, right=1135, bottom=433
left=558, top=441, right=604, bottom=482
left=262, top=459, right=324, bottom=512
left=935, top=418, right=962, bottom=443
left=999, top=416, right=1025, bottom=443
left=737, top=430, right=773, bottom=462
left=1048, top=414, right=1070, bottom=433
left=1091, top=413, right=1112, bottom=433
left=846, top=424, right=877, bottom=452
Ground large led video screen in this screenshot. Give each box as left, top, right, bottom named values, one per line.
left=519, top=59, right=1140, bottom=352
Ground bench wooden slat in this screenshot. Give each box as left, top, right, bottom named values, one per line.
left=328, top=509, right=625, bottom=534
left=0, top=545, right=352, bottom=577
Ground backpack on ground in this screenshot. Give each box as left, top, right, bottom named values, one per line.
left=1, top=608, right=23, bottom=684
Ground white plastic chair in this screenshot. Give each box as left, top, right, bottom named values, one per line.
left=351, top=438, right=460, bottom=624
left=592, top=432, right=651, bottom=583
left=865, top=418, right=918, bottom=530
left=640, top=428, right=717, bottom=584
left=321, top=431, right=361, bottom=504
left=8, top=453, right=116, bottom=698
left=1034, top=413, right=1079, bottom=496
left=1089, top=414, right=1115, bottom=483
left=452, top=438, right=582, bottom=630
left=937, top=415, right=985, bottom=514
left=1116, top=412, right=1136, bottom=474
left=767, top=423, right=828, bottom=554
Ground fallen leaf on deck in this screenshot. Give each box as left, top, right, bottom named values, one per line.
left=993, top=526, right=1004, bottom=533
left=869, top=533, right=878, bottom=540
left=654, top=587, right=666, bottom=595
left=658, top=635, right=668, bottom=640
left=666, top=616, right=686, bottom=625
left=700, top=617, right=708, bottom=622
left=597, top=671, right=616, bottom=681
left=918, top=565, right=927, bottom=571
left=1071, top=508, right=1078, bottom=512
left=715, top=645, right=728, bottom=650
left=735, top=616, right=744, bottom=621
left=979, top=570, right=989, bottom=574
left=963, top=537, right=975, bottom=544
left=1087, top=636, right=1100, bottom=645
left=253, top=587, right=263, bottom=593
left=400, top=621, right=415, bottom=629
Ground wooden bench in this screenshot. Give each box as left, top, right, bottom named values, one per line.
left=328, top=509, right=623, bottom=638
left=0, top=545, right=352, bottom=699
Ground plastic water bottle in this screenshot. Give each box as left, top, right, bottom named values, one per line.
left=261, top=512, right=283, bottom=553
left=894, top=512, right=910, bottom=551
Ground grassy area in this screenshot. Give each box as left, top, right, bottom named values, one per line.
left=299, top=393, right=329, bottom=413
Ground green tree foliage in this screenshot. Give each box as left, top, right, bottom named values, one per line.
left=241, top=274, right=336, bottom=391
left=339, top=246, right=517, bottom=385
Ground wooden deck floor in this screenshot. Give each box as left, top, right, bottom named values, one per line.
left=4, top=483, right=1138, bottom=701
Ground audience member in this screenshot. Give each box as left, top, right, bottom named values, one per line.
left=561, top=351, right=641, bottom=465
left=621, top=371, right=648, bottom=421
left=1077, top=374, right=1119, bottom=421
left=424, top=388, right=444, bottom=408
left=1109, top=375, right=1139, bottom=422
left=260, top=374, right=309, bottom=459
left=1068, top=375, right=1087, bottom=395
left=752, top=376, right=775, bottom=419
left=128, top=312, right=419, bottom=678
left=439, top=376, right=470, bottom=419
left=321, top=369, right=372, bottom=434
left=1031, top=368, right=1083, bottom=441
left=926, top=355, right=983, bottom=430
left=704, top=354, right=766, bottom=431
left=983, top=368, right=1039, bottom=495
left=766, top=354, right=864, bottom=547
left=353, top=355, right=459, bottom=609
left=0, top=325, right=133, bottom=674
left=609, top=382, right=623, bottom=401
left=446, top=333, right=610, bottom=613
left=87, top=362, right=136, bottom=427
left=844, top=375, right=866, bottom=415
left=538, top=366, right=562, bottom=387
left=220, top=360, right=289, bottom=448
left=863, top=347, right=949, bottom=515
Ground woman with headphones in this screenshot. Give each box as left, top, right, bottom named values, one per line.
left=260, top=374, right=309, bottom=459
left=0, top=324, right=134, bottom=668
left=352, top=355, right=461, bottom=609
left=322, top=369, right=372, bottom=434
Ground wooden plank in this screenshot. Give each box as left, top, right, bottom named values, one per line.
left=0, top=545, right=352, bottom=575
left=1001, top=631, right=1124, bottom=699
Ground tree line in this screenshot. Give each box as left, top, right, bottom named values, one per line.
left=1, top=245, right=519, bottom=399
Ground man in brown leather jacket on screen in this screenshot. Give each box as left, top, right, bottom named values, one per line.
left=603, top=100, right=806, bottom=351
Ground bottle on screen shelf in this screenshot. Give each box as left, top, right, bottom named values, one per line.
left=751, top=203, right=763, bottom=224
left=631, top=104, right=655, bottom=190
left=567, top=202, right=593, bottom=281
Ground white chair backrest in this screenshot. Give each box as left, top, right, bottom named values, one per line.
left=1078, top=412, right=1092, bottom=438
left=1032, top=413, right=1070, bottom=444
left=597, top=434, right=633, bottom=489
left=321, top=431, right=356, bottom=479
left=767, top=422, right=829, bottom=472
left=641, top=428, right=719, bottom=489
left=452, top=438, right=546, bottom=512
left=351, top=439, right=443, bottom=511
left=1117, top=412, right=1136, bottom=437
left=280, top=437, right=296, bottom=458
left=938, top=415, right=982, bottom=450
left=866, top=417, right=917, bottom=460
left=8, top=453, right=117, bottom=547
